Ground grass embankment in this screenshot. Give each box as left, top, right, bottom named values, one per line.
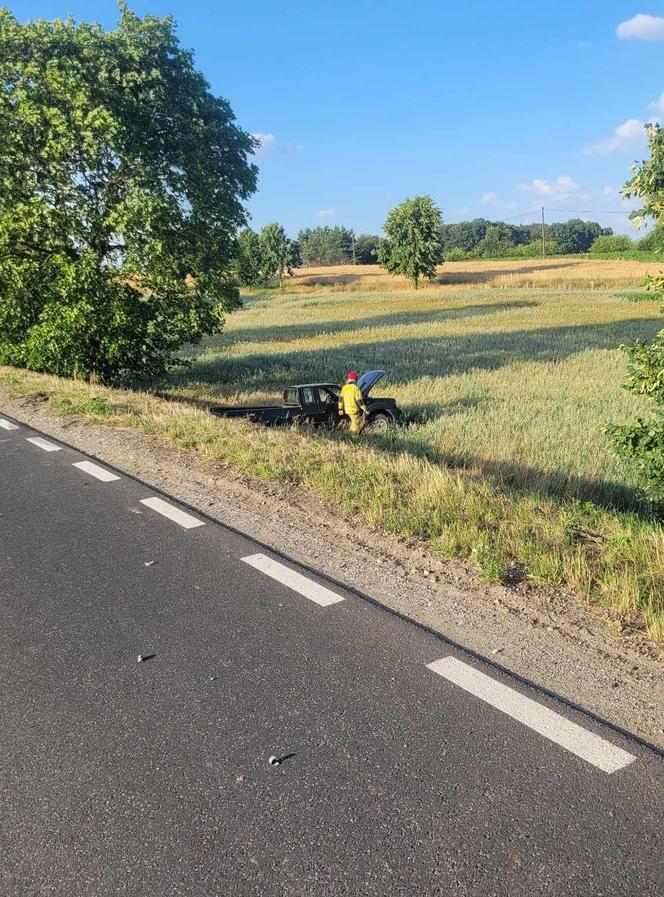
left=3, top=260, right=664, bottom=641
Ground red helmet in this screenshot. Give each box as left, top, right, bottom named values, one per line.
left=347, top=371, right=358, bottom=382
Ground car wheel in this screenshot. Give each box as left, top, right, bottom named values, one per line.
left=366, top=412, right=392, bottom=433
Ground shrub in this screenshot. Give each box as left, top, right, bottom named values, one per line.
left=512, top=240, right=560, bottom=258
left=607, top=124, right=664, bottom=505
left=638, top=227, right=664, bottom=254
left=591, top=235, right=635, bottom=253
left=445, top=247, right=468, bottom=261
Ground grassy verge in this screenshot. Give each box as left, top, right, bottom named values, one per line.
left=2, top=365, right=664, bottom=643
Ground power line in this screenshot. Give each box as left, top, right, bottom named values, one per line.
left=501, top=208, right=542, bottom=221
left=544, top=207, right=634, bottom=215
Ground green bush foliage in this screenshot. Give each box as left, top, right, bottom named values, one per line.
left=591, top=235, right=635, bottom=253
left=445, top=247, right=468, bottom=261
left=638, top=226, right=664, bottom=254
left=608, top=125, right=664, bottom=504
left=0, top=5, right=256, bottom=383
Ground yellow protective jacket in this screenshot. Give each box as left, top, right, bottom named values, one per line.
left=338, top=382, right=368, bottom=416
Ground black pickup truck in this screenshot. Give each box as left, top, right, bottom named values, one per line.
left=210, top=370, right=402, bottom=432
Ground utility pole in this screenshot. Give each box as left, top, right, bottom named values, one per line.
left=541, top=206, right=546, bottom=259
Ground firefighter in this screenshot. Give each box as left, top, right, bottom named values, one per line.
left=338, top=371, right=368, bottom=435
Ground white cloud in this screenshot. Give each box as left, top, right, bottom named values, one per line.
left=251, top=132, right=303, bottom=156
left=481, top=191, right=498, bottom=205
left=583, top=118, right=646, bottom=156
left=316, top=208, right=336, bottom=220
left=517, top=175, right=583, bottom=199
left=616, top=14, right=664, bottom=41
left=649, top=92, right=664, bottom=114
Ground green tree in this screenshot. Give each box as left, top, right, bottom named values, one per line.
left=607, top=124, right=664, bottom=504
left=297, top=226, right=354, bottom=266
left=236, top=228, right=263, bottom=286
left=354, top=234, right=380, bottom=264
left=288, top=239, right=302, bottom=273
left=0, top=4, right=256, bottom=383
left=476, top=224, right=515, bottom=257
left=548, top=219, right=605, bottom=254
left=259, top=223, right=291, bottom=288
left=378, top=196, right=444, bottom=288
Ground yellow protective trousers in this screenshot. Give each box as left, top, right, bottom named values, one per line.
left=347, top=413, right=363, bottom=435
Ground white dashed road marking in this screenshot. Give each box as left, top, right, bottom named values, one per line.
left=26, top=436, right=61, bottom=453
left=427, top=657, right=635, bottom=774
left=72, top=460, right=120, bottom=482
left=139, top=497, right=204, bottom=529
left=0, top=419, right=19, bottom=430
left=241, top=553, right=345, bottom=607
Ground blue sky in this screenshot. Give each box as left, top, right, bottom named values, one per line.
left=7, top=0, right=664, bottom=236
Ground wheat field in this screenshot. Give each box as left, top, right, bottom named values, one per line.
left=285, top=258, right=663, bottom=292
left=170, top=261, right=664, bottom=510
left=6, top=258, right=664, bottom=637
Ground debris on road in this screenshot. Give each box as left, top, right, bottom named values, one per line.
left=144, top=561, right=154, bottom=567
left=268, top=752, right=296, bottom=767
left=137, top=653, right=156, bottom=663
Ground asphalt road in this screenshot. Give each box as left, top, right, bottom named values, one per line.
left=1, top=413, right=663, bottom=897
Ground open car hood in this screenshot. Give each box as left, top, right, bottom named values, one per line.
left=357, top=370, right=385, bottom=395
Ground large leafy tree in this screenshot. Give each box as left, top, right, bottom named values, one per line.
left=607, top=124, right=664, bottom=504
left=0, top=3, right=257, bottom=382
left=378, top=195, right=444, bottom=288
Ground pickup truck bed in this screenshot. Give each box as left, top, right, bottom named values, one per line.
left=210, top=371, right=402, bottom=432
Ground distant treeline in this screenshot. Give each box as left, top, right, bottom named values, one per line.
left=236, top=219, right=664, bottom=285
left=290, top=220, right=664, bottom=266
